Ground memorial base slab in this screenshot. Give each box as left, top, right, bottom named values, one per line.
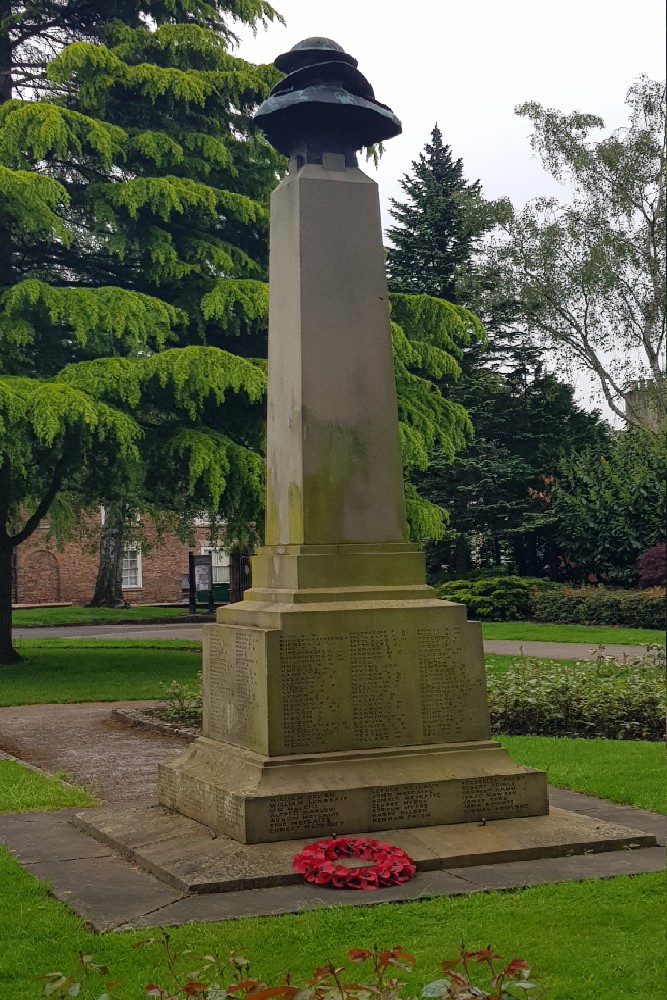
left=158, top=737, right=549, bottom=843
left=73, top=803, right=657, bottom=894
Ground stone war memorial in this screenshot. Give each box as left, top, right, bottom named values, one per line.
left=158, top=35, right=548, bottom=843
left=76, top=38, right=655, bottom=891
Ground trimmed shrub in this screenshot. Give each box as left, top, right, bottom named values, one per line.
left=488, top=646, right=666, bottom=740
left=437, top=575, right=556, bottom=621
left=530, top=585, right=666, bottom=630
left=639, top=543, right=666, bottom=588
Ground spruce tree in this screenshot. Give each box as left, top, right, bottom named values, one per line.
left=386, top=125, right=484, bottom=303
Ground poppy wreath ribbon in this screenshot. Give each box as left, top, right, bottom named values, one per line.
left=293, top=836, right=416, bottom=890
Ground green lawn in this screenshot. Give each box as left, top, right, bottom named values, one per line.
left=482, top=621, right=665, bottom=646
left=0, top=854, right=661, bottom=1000
left=12, top=605, right=195, bottom=627
left=500, top=736, right=666, bottom=813
left=0, top=729, right=663, bottom=999
left=0, top=759, right=96, bottom=812
left=1, top=641, right=200, bottom=706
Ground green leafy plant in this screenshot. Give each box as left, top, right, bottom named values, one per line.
left=438, top=576, right=555, bottom=621
left=488, top=645, right=666, bottom=740
left=529, top=585, right=666, bottom=630
left=39, top=938, right=542, bottom=1000
left=421, top=945, right=541, bottom=999
left=158, top=678, right=202, bottom=724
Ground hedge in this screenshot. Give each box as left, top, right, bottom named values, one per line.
left=530, top=586, right=666, bottom=631
left=437, top=576, right=666, bottom=630
left=488, top=646, right=666, bottom=740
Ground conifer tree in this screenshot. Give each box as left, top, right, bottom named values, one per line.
left=45, top=13, right=284, bottom=605
left=0, top=0, right=281, bottom=659
left=386, top=125, right=485, bottom=303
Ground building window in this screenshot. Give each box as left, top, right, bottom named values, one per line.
left=122, top=546, right=142, bottom=589
left=201, top=545, right=230, bottom=585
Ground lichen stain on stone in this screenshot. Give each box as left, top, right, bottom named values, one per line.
left=303, top=423, right=366, bottom=543
left=288, top=481, right=304, bottom=543
left=264, top=481, right=280, bottom=545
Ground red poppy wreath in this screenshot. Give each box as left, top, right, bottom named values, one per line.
left=292, top=836, right=416, bottom=890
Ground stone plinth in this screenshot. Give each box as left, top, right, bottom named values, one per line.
left=158, top=158, right=549, bottom=845
left=158, top=597, right=548, bottom=843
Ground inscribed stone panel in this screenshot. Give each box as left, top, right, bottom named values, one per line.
left=205, top=626, right=264, bottom=750
left=349, top=628, right=412, bottom=746
left=279, top=632, right=351, bottom=752
left=416, top=625, right=468, bottom=742
left=265, top=791, right=350, bottom=839
left=461, top=775, right=531, bottom=819
left=370, top=781, right=444, bottom=827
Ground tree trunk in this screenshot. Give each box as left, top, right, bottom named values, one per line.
left=0, top=1, right=13, bottom=105
left=513, top=535, right=527, bottom=576
left=88, top=507, right=129, bottom=608
left=454, top=536, right=471, bottom=575
left=0, top=537, right=20, bottom=663
left=525, top=534, right=538, bottom=577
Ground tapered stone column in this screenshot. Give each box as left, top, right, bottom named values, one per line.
left=158, top=37, right=548, bottom=843
left=249, top=155, right=433, bottom=606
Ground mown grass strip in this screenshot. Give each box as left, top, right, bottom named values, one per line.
left=0, top=759, right=96, bottom=812
left=501, top=735, right=666, bottom=813
left=482, top=621, right=664, bottom=646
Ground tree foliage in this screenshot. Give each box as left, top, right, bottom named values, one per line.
left=548, top=428, right=666, bottom=584
left=386, top=125, right=501, bottom=304
left=485, top=76, right=666, bottom=426
left=0, top=0, right=281, bottom=657
left=421, top=368, right=608, bottom=579
left=389, top=293, right=484, bottom=541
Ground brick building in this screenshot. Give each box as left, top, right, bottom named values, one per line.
left=12, top=515, right=232, bottom=606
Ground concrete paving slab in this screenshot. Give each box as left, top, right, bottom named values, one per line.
left=449, top=845, right=667, bottom=890
left=118, top=870, right=478, bottom=929
left=549, top=787, right=666, bottom=845
left=0, top=810, right=113, bottom=864
left=2, top=801, right=663, bottom=932
left=73, top=801, right=657, bottom=895
left=23, top=855, right=183, bottom=932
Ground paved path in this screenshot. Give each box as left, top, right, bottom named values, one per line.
left=13, top=623, right=648, bottom=660
left=0, top=701, right=189, bottom=803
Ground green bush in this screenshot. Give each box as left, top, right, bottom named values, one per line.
left=437, top=576, right=555, bottom=621
left=530, top=586, right=666, bottom=630
left=488, top=646, right=666, bottom=740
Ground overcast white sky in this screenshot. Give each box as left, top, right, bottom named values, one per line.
left=235, top=2, right=665, bottom=417
left=236, top=0, right=665, bottom=222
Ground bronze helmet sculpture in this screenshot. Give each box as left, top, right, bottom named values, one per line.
left=254, top=37, right=402, bottom=166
